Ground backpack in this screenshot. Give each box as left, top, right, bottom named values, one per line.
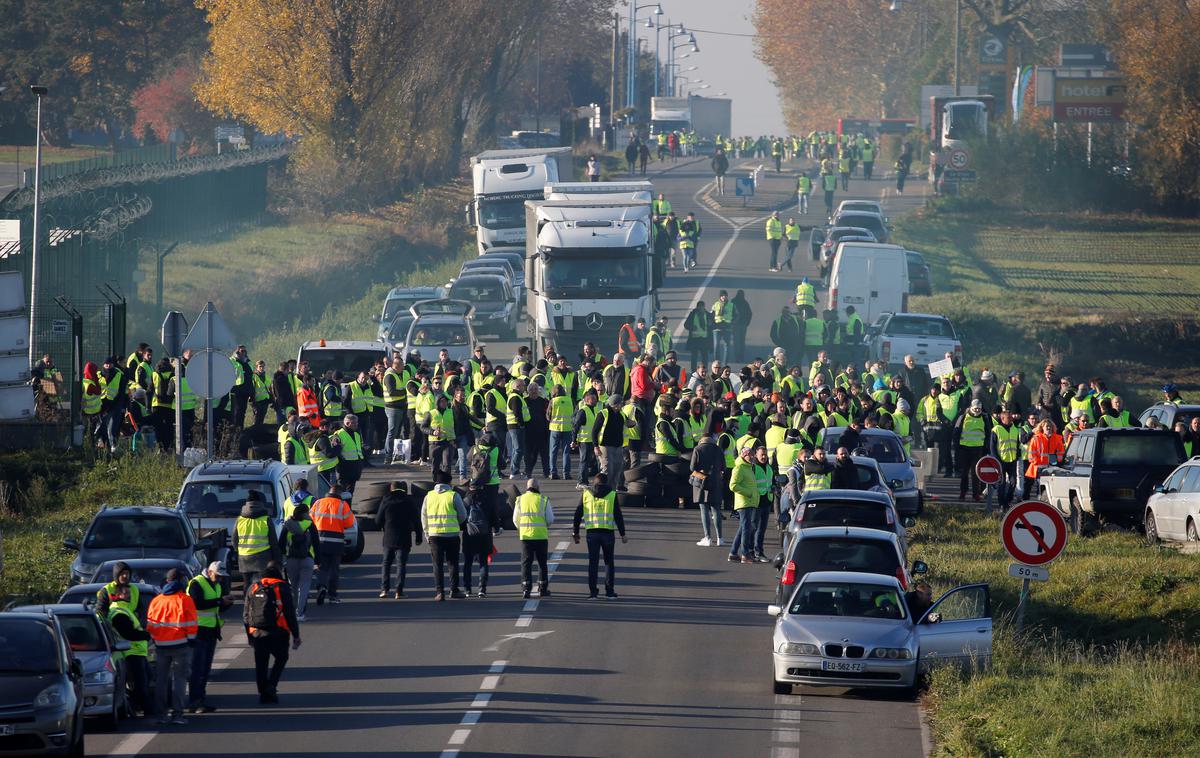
left=466, top=498, right=488, bottom=537
left=246, top=581, right=279, bottom=630
left=468, top=446, right=491, bottom=487
left=283, top=519, right=311, bottom=559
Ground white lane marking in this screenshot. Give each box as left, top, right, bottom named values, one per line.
left=523, top=599, right=539, bottom=612
left=775, top=709, right=803, bottom=722
left=514, top=615, right=533, bottom=628
left=461, top=711, right=482, bottom=726
left=214, top=647, right=241, bottom=660
left=106, top=731, right=156, bottom=758
left=489, top=660, right=507, bottom=673
left=771, top=747, right=800, bottom=758
left=480, top=675, right=500, bottom=690
left=484, top=631, right=555, bottom=652
left=773, top=729, right=801, bottom=742
left=471, top=693, right=492, bottom=708
left=440, top=751, right=459, bottom=758
left=555, top=540, right=570, bottom=551
left=448, top=729, right=471, bottom=745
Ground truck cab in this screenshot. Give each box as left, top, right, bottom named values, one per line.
left=468, top=147, right=573, bottom=255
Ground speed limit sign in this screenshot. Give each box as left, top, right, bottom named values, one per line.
left=948, top=148, right=970, bottom=170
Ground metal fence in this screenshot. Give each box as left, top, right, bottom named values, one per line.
left=21, top=143, right=177, bottom=186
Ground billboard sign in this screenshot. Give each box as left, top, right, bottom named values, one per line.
left=1053, top=77, right=1126, bottom=122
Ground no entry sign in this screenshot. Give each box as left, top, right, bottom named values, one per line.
left=975, top=455, right=1002, bottom=486
left=1001, top=501, right=1068, bottom=566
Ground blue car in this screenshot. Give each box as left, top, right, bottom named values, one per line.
left=822, top=427, right=923, bottom=516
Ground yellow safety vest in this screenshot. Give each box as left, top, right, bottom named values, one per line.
left=187, top=574, right=224, bottom=629
left=765, top=425, right=787, bottom=454
left=515, top=492, right=549, bottom=540
left=753, top=463, right=774, bottom=501
left=108, top=605, right=147, bottom=659
left=425, top=489, right=460, bottom=536
left=960, top=415, right=986, bottom=447
left=333, top=428, right=363, bottom=461
left=804, top=468, right=831, bottom=491
left=349, top=383, right=372, bottom=413
left=549, top=395, right=573, bottom=432
left=100, top=368, right=123, bottom=401
left=82, top=378, right=102, bottom=415
left=795, top=282, right=816, bottom=307
left=428, top=407, right=455, bottom=441
left=236, top=515, right=271, bottom=557
left=776, top=441, right=800, bottom=474
left=785, top=223, right=801, bottom=241
left=993, top=424, right=1021, bottom=463
left=582, top=490, right=617, bottom=530
left=622, top=403, right=641, bottom=443
left=505, top=395, right=531, bottom=426
left=765, top=217, right=783, bottom=240
left=252, top=372, right=270, bottom=402
left=575, top=405, right=597, bottom=443
left=308, top=435, right=338, bottom=472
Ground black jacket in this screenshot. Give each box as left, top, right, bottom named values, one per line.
left=376, top=490, right=422, bottom=550
left=711, top=153, right=729, bottom=176
left=271, top=371, right=295, bottom=411
left=830, top=458, right=860, bottom=489
left=572, top=484, right=626, bottom=537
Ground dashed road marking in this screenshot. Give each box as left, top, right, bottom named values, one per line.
left=515, top=615, right=533, bottom=628
left=479, top=675, right=500, bottom=690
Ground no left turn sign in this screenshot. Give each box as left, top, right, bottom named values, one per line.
left=1001, top=501, right=1068, bottom=566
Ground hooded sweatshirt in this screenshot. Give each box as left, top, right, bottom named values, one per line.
left=572, top=483, right=626, bottom=537
left=235, top=498, right=282, bottom=572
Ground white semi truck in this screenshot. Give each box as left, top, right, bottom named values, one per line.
left=523, top=189, right=659, bottom=357
left=467, top=147, right=574, bottom=255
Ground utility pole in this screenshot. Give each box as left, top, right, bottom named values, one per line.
left=535, top=34, right=542, bottom=133
left=27, top=85, right=47, bottom=370
left=610, top=12, right=619, bottom=130
left=953, top=0, right=961, bottom=97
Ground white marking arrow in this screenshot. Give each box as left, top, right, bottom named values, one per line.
left=484, top=631, right=556, bottom=652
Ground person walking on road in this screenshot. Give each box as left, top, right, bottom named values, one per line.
left=766, top=211, right=784, bottom=272
left=684, top=301, right=711, bottom=372
left=712, top=148, right=729, bottom=196
left=594, top=395, right=632, bottom=492
left=187, top=561, right=231, bottom=714
left=838, top=149, right=851, bottom=191
left=516, top=479, right=555, bottom=598
left=782, top=217, right=801, bottom=272
left=821, top=170, right=838, bottom=218
left=638, top=141, right=650, bottom=175
left=861, top=139, right=876, bottom=180
left=691, top=434, right=725, bottom=546
left=731, top=290, right=752, bottom=363
left=895, top=142, right=913, bottom=194
left=146, top=567, right=198, bottom=725
left=244, top=562, right=301, bottom=705
left=376, top=482, right=421, bottom=598
left=235, top=491, right=282, bottom=597
left=281, top=502, right=318, bottom=619
left=311, top=483, right=356, bottom=606
left=625, top=139, right=638, bottom=174
left=711, top=290, right=736, bottom=366
left=462, top=485, right=496, bottom=597
left=573, top=473, right=627, bottom=598
left=586, top=154, right=600, bottom=182
left=679, top=211, right=702, bottom=270
left=797, top=172, right=812, bottom=215
left=422, top=470, right=468, bottom=600
left=727, top=446, right=760, bottom=563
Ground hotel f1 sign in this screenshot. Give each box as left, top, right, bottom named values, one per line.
left=1053, top=77, right=1126, bottom=123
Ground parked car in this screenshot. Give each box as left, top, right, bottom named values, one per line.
left=382, top=313, right=416, bottom=351
left=826, top=243, right=910, bottom=327
left=401, top=300, right=477, bottom=364
left=8, top=604, right=128, bottom=731
left=785, top=488, right=910, bottom=549
left=296, top=340, right=389, bottom=382
left=1145, top=457, right=1200, bottom=544
left=866, top=312, right=962, bottom=370
left=822, top=428, right=922, bottom=515
left=835, top=200, right=887, bottom=219
left=772, top=525, right=922, bottom=606
left=768, top=572, right=992, bottom=693
left=818, top=227, right=877, bottom=280
left=447, top=274, right=519, bottom=339
left=63, top=506, right=219, bottom=586
left=1138, top=403, right=1200, bottom=431
left=830, top=210, right=890, bottom=244
left=58, top=583, right=159, bottom=617
left=88, top=559, right=195, bottom=588
left=374, top=286, right=445, bottom=341
left=1038, top=427, right=1186, bottom=534
left=0, top=612, right=86, bottom=756
left=905, top=250, right=932, bottom=296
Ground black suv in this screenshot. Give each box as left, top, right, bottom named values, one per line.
left=0, top=612, right=85, bottom=757
left=1039, top=428, right=1186, bottom=534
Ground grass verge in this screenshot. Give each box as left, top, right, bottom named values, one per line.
left=0, top=144, right=110, bottom=166
left=0, top=453, right=185, bottom=604
left=913, top=503, right=1200, bottom=756
left=892, top=205, right=1200, bottom=410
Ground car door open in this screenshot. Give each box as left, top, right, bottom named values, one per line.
left=916, top=583, right=992, bottom=673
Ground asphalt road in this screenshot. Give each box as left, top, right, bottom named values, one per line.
left=90, top=153, right=934, bottom=758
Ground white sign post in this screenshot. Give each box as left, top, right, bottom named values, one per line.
left=182, top=302, right=238, bottom=460
left=1001, top=501, right=1068, bottom=632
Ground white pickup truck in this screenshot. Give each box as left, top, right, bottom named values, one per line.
left=866, top=312, right=962, bottom=370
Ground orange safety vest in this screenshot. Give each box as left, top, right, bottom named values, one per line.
left=145, top=591, right=198, bottom=647
left=617, top=323, right=641, bottom=356
left=297, top=387, right=321, bottom=425
left=310, top=496, right=355, bottom=535
left=1024, top=433, right=1065, bottom=479
left=248, top=578, right=292, bottom=635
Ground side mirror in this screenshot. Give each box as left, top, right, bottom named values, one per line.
left=1152, top=484, right=1166, bottom=494
left=923, top=611, right=942, bottom=625
left=371, top=314, right=381, bottom=323
left=902, top=516, right=916, bottom=528
left=114, top=639, right=131, bottom=652
left=62, top=538, right=79, bottom=552
left=767, top=604, right=782, bottom=617
left=890, top=478, right=904, bottom=490
left=773, top=551, right=785, bottom=570
left=911, top=560, right=928, bottom=576
left=908, top=458, right=918, bottom=467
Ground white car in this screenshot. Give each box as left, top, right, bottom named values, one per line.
left=769, top=571, right=993, bottom=693
left=402, top=299, right=477, bottom=364
left=835, top=199, right=887, bottom=220
left=1145, top=457, right=1200, bottom=544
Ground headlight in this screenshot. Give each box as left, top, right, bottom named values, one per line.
left=870, top=647, right=913, bottom=660
left=84, top=669, right=114, bottom=685
left=777, top=642, right=819, bottom=655
left=34, top=684, right=67, bottom=708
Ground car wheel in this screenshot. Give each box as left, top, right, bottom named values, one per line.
left=98, top=697, right=121, bottom=731
left=1188, top=518, right=1199, bottom=542
left=69, top=729, right=84, bottom=758
left=773, top=680, right=792, bottom=695
left=343, top=528, right=366, bottom=563
left=1068, top=496, right=1084, bottom=536
left=1144, top=510, right=1160, bottom=546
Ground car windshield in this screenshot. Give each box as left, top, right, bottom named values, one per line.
left=478, top=197, right=526, bottom=230
left=59, top=615, right=105, bottom=653
left=92, top=562, right=184, bottom=587
left=800, top=499, right=890, bottom=529
left=835, top=214, right=886, bottom=239
left=450, top=280, right=506, bottom=302
left=484, top=253, right=524, bottom=281
left=789, top=537, right=901, bottom=578
left=830, top=433, right=906, bottom=464
left=789, top=581, right=906, bottom=619
left=386, top=316, right=415, bottom=342
left=543, top=255, right=647, bottom=297
left=382, top=297, right=423, bottom=322
left=1097, top=435, right=1183, bottom=466
left=841, top=202, right=881, bottom=214
left=0, top=619, right=60, bottom=673
left=83, top=515, right=188, bottom=550
left=463, top=260, right=512, bottom=277
left=408, top=323, right=469, bottom=346
left=298, top=348, right=384, bottom=379
left=179, top=482, right=278, bottom=518
left=830, top=228, right=875, bottom=243
left=886, top=316, right=954, bottom=338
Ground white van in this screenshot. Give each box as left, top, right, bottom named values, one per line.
left=826, top=243, right=910, bottom=324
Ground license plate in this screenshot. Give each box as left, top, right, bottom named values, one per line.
left=0, top=725, right=14, bottom=736
left=1113, top=488, right=1135, bottom=499
left=820, top=660, right=864, bottom=673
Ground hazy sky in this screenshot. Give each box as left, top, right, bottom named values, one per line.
left=641, top=0, right=786, bottom=135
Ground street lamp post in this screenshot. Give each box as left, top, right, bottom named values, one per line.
left=27, top=85, right=47, bottom=370
left=628, top=2, right=663, bottom=112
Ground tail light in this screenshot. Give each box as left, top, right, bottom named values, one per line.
left=795, top=506, right=805, bottom=524
left=881, top=340, right=891, bottom=363
left=781, top=560, right=797, bottom=585
left=895, top=566, right=908, bottom=590
left=829, top=287, right=839, bottom=311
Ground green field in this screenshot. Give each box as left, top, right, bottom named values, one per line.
left=0, top=144, right=110, bottom=166
left=894, top=208, right=1200, bottom=410
left=914, top=503, right=1200, bottom=756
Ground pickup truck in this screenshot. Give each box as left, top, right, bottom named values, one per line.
left=867, top=312, right=962, bottom=370
left=1038, top=428, right=1186, bottom=534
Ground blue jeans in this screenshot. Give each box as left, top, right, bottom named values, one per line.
left=507, top=427, right=525, bottom=477
left=188, top=634, right=217, bottom=705
left=714, top=329, right=733, bottom=365
left=698, top=487, right=723, bottom=541
left=551, top=431, right=573, bottom=477
left=456, top=434, right=473, bottom=479
left=754, top=498, right=772, bottom=555
left=728, top=507, right=757, bottom=558
left=577, top=442, right=596, bottom=485
left=384, top=407, right=404, bottom=460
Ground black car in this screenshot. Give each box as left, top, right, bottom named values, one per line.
left=1039, top=428, right=1187, bottom=533
left=63, top=505, right=216, bottom=585
left=0, top=612, right=86, bottom=756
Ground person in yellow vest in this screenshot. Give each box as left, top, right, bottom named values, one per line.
left=186, top=561, right=232, bottom=713
left=990, top=406, right=1022, bottom=508
left=421, top=393, right=457, bottom=482
left=572, top=473, right=627, bottom=598
left=81, top=361, right=104, bottom=446
left=765, top=211, right=784, bottom=272
left=572, top=391, right=600, bottom=488
left=821, top=170, right=838, bottom=218
left=516, top=479, right=556, bottom=598
left=727, top=445, right=761, bottom=563
left=421, top=470, right=468, bottom=601
left=781, top=218, right=802, bottom=272
left=953, top=398, right=992, bottom=502
left=548, top=384, right=575, bottom=480
left=234, top=490, right=282, bottom=596
left=98, top=561, right=152, bottom=717
left=334, top=414, right=366, bottom=495
left=250, top=360, right=272, bottom=427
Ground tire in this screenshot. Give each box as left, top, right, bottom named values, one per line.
left=343, top=528, right=366, bottom=563
left=1068, top=498, right=1083, bottom=536
left=624, top=481, right=656, bottom=497
left=648, top=452, right=678, bottom=465
left=1188, top=518, right=1199, bottom=543
left=624, top=462, right=660, bottom=483
left=410, top=481, right=433, bottom=501
left=662, top=460, right=691, bottom=481
left=616, top=492, right=645, bottom=509
left=773, top=680, right=792, bottom=695
left=1144, top=510, right=1160, bottom=546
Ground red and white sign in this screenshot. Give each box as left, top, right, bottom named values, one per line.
left=1001, top=501, right=1068, bottom=566
left=947, top=147, right=970, bottom=170
left=975, top=455, right=1002, bottom=486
